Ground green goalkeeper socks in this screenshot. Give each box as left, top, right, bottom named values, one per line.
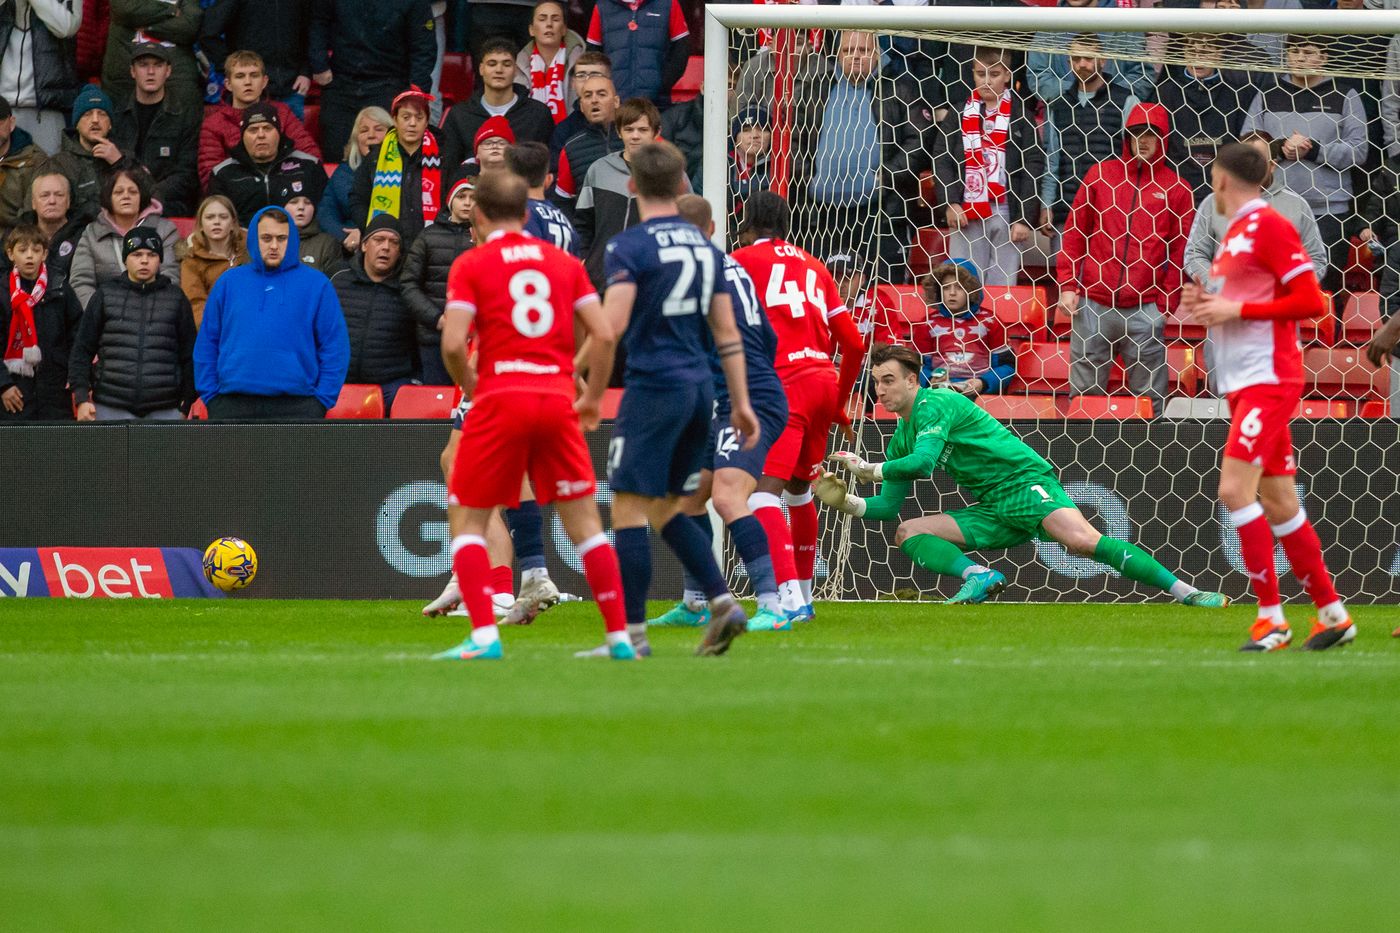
left=1094, top=537, right=1180, bottom=593
left=901, top=534, right=977, bottom=579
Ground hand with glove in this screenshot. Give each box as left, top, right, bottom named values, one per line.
left=827, top=450, right=883, bottom=483
left=814, top=471, right=867, bottom=517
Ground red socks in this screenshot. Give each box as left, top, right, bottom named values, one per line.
left=1230, top=504, right=1281, bottom=611
left=1271, top=509, right=1341, bottom=609
left=750, top=492, right=797, bottom=585
left=452, top=535, right=496, bottom=630
left=788, top=491, right=818, bottom=584
left=490, top=564, right=513, bottom=597
left=578, top=534, right=627, bottom=633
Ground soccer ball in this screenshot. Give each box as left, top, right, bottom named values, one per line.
left=203, top=537, right=258, bottom=592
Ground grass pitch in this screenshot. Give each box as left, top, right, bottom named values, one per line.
left=3, top=599, right=1400, bottom=932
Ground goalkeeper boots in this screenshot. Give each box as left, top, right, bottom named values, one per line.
left=431, top=638, right=504, bottom=661
left=503, top=574, right=560, bottom=625
left=1183, top=591, right=1231, bottom=608
left=747, top=608, right=792, bottom=632
left=1301, top=618, right=1356, bottom=651
left=1239, top=618, right=1292, bottom=652
left=946, top=569, right=1006, bottom=605
left=696, top=597, right=747, bottom=657
left=649, top=601, right=710, bottom=628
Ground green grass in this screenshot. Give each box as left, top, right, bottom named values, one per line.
left=3, top=600, right=1400, bottom=932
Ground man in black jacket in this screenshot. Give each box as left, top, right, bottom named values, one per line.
left=439, top=38, right=555, bottom=171
left=331, top=213, right=418, bottom=409
left=199, top=0, right=313, bottom=112
left=110, top=43, right=201, bottom=216
left=551, top=74, right=620, bottom=216
left=309, top=0, right=437, bottom=158
left=210, top=103, right=324, bottom=226
left=399, top=175, right=474, bottom=385
left=69, top=226, right=197, bottom=421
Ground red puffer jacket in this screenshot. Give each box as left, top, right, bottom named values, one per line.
left=1056, top=102, right=1194, bottom=311
left=198, top=100, right=322, bottom=190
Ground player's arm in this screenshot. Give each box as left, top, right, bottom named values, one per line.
left=440, top=300, right=476, bottom=388
left=572, top=295, right=616, bottom=431
left=708, top=289, right=760, bottom=449
left=814, top=471, right=912, bottom=522
left=829, top=414, right=949, bottom=484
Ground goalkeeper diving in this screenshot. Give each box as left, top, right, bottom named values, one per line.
left=817, top=344, right=1230, bottom=606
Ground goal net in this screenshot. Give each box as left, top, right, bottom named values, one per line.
left=703, top=4, right=1400, bottom=603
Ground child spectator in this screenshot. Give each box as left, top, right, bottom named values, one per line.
left=1042, top=34, right=1140, bottom=229
left=198, top=51, right=321, bottom=191
left=730, top=106, right=771, bottom=211
left=177, top=194, right=248, bottom=327
left=471, top=116, right=516, bottom=178
left=1, top=225, right=83, bottom=421
left=320, top=107, right=392, bottom=255
left=198, top=0, right=313, bottom=116
left=576, top=97, right=662, bottom=289
left=277, top=184, right=344, bottom=277
left=933, top=46, right=1043, bottom=288
left=400, top=176, right=475, bottom=385
left=69, top=225, right=197, bottom=420
left=515, top=0, right=584, bottom=124
left=70, top=166, right=180, bottom=309
left=585, top=0, right=690, bottom=108
left=911, top=259, right=1014, bottom=395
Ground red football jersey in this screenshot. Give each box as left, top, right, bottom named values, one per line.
left=910, top=307, right=1010, bottom=381
left=445, top=230, right=598, bottom=401
left=1205, top=199, right=1314, bottom=394
left=731, top=238, right=849, bottom=380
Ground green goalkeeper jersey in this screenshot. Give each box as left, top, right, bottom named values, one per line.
left=861, top=388, right=1056, bottom=521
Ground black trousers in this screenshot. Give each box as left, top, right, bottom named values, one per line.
left=319, top=78, right=400, bottom=163
left=467, top=4, right=534, bottom=67
left=207, top=393, right=328, bottom=421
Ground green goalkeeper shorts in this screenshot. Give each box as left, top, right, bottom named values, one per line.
left=950, top=474, right=1078, bottom=551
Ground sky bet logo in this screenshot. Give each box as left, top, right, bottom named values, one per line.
left=0, top=548, right=219, bottom=598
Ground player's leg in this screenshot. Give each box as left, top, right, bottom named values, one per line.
left=894, top=512, right=1005, bottom=604
left=752, top=472, right=803, bottom=614
left=1217, top=454, right=1292, bottom=649
left=785, top=375, right=839, bottom=617
left=423, top=427, right=467, bottom=617
left=1259, top=477, right=1353, bottom=650
left=554, top=494, right=636, bottom=660
left=502, top=478, right=561, bottom=625
left=786, top=479, right=819, bottom=615
left=650, top=470, right=715, bottom=628
left=711, top=465, right=789, bottom=632
left=431, top=506, right=507, bottom=660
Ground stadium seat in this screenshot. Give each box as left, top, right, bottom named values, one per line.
left=1298, top=292, right=1336, bottom=346
left=1013, top=340, right=1070, bottom=394
left=1296, top=399, right=1354, bottom=419
left=188, top=398, right=208, bottom=420
left=672, top=56, right=703, bottom=103
left=869, top=284, right=929, bottom=345
left=1304, top=346, right=1388, bottom=399
left=977, top=394, right=1059, bottom=419
left=328, top=384, right=385, bottom=419
left=323, top=161, right=338, bottom=177
left=1163, top=397, right=1228, bottom=419
left=600, top=387, right=624, bottom=420
left=390, top=385, right=460, bottom=419
left=440, top=53, right=473, bottom=106
left=302, top=104, right=320, bottom=146
left=1360, top=400, right=1391, bottom=418
left=1060, top=395, right=1155, bottom=419
left=907, top=226, right=946, bottom=279
left=171, top=216, right=195, bottom=239
left=981, top=284, right=1046, bottom=339
left=1166, top=343, right=1200, bottom=397
left=1343, top=291, right=1382, bottom=344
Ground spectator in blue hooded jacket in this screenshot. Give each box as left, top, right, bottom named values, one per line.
left=194, top=205, right=350, bottom=419
left=909, top=259, right=1015, bottom=396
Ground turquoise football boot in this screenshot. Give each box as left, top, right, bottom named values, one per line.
left=648, top=601, right=710, bottom=628
left=945, top=569, right=1006, bottom=605
left=431, top=638, right=504, bottom=660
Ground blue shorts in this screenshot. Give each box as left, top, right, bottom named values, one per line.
left=608, top=380, right=714, bottom=497
left=708, top=391, right=789, bottom=480
left=451, top=396, right=471, bottom=430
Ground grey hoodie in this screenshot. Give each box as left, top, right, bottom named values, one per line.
left=1183, top=175, right=1327, bottom=285
left=1241, top=76, right=1368, bottom=217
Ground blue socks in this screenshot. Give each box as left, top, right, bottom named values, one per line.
left=504, top=500, right=545, bottom=572
left=614, top=526, right=651, bottom=627
left=680, top=513, right=712, bottom=594
left=728, top=515, right=777, bottom=601
left=660, top=514, right=728, bottom=600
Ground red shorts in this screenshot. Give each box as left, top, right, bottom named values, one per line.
left=1225, top=382, right=1302, bottom=476
left=449, top=391, right=597, bottom=508
left=764, top=370, right=839, bottom=483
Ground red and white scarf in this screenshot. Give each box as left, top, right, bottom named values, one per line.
left=5, top=265, right=45, bottom=378
left=529, top=44, right=569, bottom=123
left=961, top=90, right=1011, bottom=220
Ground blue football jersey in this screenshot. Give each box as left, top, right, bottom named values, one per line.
left=525, top=198, right=579, bottom=256
left=605, top=217, right=724, bottom=386
left=712, top=255, right=784, bottom=405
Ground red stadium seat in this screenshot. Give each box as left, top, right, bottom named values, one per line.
left=977, top=395, right=1059, bottom=419
left=440, top=53, right=474, bottom=107
left=1060, top=395, right=1154, bottom=419
left=1360, top=400, right=1391, bottom=418
left=671, top=56, right=704, bottom=103
left=1343, top=291, right=1382, bottom=344
left=390, top=385, right=460, bottom=419
left=328, top=384, right=384, bottom=419
left=907, top=226, right=946, bottom=279
left=171, top=216, right=195, bottom=239
left=981, top=284, right=1046, bottom=339
left=1296, top=399, right=1354, bottom=419
left=600, top=388, right=624, bottom=420
left=1298, top=291, right=1336, bottom=346
left=869, top=284, right=930, bottom=345
left=302, top=103, right=320, bottom=146
left=323, top=161, right=338, bottom=177
left=1014, top=340, right=1071, bottom=394
left=1167, top=343, right=1200, bottom=397
left=1304, top=347, right=1388, bottom=399
left=188, top=398, right=208, bottom=420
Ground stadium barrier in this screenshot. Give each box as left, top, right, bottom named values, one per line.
left=6, top=421, right=1398, bottom=601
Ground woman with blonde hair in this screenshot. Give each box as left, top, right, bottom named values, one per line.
left=320, top=106, right=393, bottom=253
left=177, top=195, right=249, bottom=327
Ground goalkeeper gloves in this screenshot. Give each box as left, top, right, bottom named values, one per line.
left=814, top=472, right=867, bottom=517
left=827, top=450, right=883, bottom=483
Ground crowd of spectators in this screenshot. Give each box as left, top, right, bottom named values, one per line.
left=0, top=0, right=1398, bottom=424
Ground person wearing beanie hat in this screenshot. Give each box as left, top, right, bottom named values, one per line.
left=209, top=100, right=324, bottom=226
left=0, top=96, right=46, bottom=229
left=110, top=40, right=202, bottom=216
left=331, top=208, right=418, bottom=408
left=348, top=84, right=441, bottom=251
left=471, top=115, right=515, bottom=174
left=730, top=105, right=771, bottom=209
left=400, top=173, right=475, bottom=385
left=275, top=179, right=344, bottom=276
left=46, top=85, right=128, bottom=221
left=70, top=222, right=197, bottom=421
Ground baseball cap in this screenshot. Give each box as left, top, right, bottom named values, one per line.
left=130, top=41, right=173, bottom=64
